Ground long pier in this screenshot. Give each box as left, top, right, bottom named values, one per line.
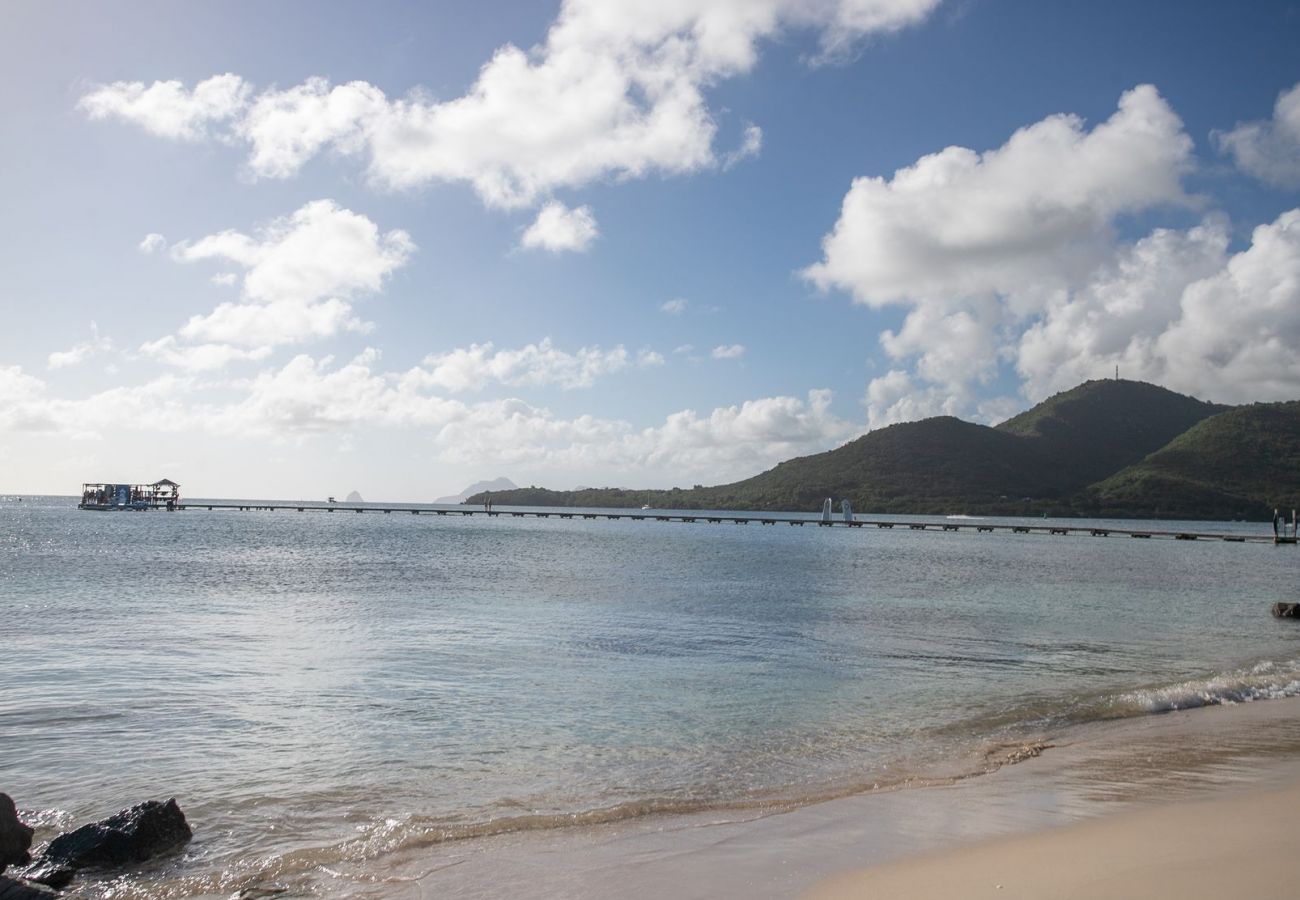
left=173, top=503, right=1278, bottom=544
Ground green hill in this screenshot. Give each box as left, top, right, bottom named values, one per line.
left=1081, top=401, right=1300, bottom=519
left=995, top=379, right=1226, bottom=492
left=468, top=380, right=1295, bottom=520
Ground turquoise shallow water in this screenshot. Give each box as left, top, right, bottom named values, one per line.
left=2, top=495, right=1299, bottom=896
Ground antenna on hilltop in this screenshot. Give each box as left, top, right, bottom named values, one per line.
left=1115, top=365, right=1119, bottom=382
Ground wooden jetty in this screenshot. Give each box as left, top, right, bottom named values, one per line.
left=165, top=501, right=1280, bottom=544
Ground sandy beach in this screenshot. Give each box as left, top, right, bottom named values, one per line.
left=380, top=696, right=1300, bottom=900
left=806, top=778, right=1300, bottom=900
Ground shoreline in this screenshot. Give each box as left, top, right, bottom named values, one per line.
left=372, top=695, right=1300, bottom=899
left=805, top=775, right=1300, bottom=900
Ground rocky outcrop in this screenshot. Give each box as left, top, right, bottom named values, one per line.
left=1272, top=602, right=1300, bottom=618
left=23, top=799, right=191, bottom=890
left=0, top=795, right=33, bottom=873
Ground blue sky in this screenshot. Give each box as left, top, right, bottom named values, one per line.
left=3, top=0, right=1299, bottom=499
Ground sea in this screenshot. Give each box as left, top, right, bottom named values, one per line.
left=3, top=494, right=1299, bottom=897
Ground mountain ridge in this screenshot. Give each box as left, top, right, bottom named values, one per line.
left=468, top=381, right=1295, bottom=521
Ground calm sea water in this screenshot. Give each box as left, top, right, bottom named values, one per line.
left=2, top=495, right=1299, bottom=896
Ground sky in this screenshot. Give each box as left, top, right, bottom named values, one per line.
left=3, top=0, right=1300, bottom=500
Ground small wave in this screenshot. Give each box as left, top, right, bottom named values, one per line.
left=1103, top=660, right=1300, bottom=716
left=21, top=807, right=74, bottom=832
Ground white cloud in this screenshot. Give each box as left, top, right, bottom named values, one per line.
left=138, top=233, right=167, bottom=254
left=236, top=77, right=387, bottom=179
left=1016, top=209, right=1300, bottom=405
left=711, top=343, right=745, bottom=359
left=722, top=122, right=763, bottom=170
left=409, top=338, right=649, bottom=392
left=47, top=323, right=111, bottom=371
left=176, top=297, right=370, bottom=349
left=138, top=336, right=274, bottom=372
left=660, top=298, right=688, bottom=315
left=210, top=272, right=238, bottom=286
left=805, top=85, right=1211, bottom=425
left=1141, top=210, right=1300, bottom=402
left=0, top=366, right=198, bottom=439
left=1014, top=217, right=1230, bottom=400
left=5, top=343, right=854, bottom=485
left=1214, top=82, right=1300, bottom=189
left=79, top=73, right=250, bottom=141
left=426, top=387, right=855, bottom=482
left=805, top=85, right=1194, bottom=307
left=142, top=200, right=413, bottom=366
left=79, top=2, right=940, bottom=209
left=171, top=199, right=414, bottom=308
left=863, top=368, right=965, bottom=427
left=867, top=208, right=1300, bottom=422
left=520, top=201, right=599, bottom=253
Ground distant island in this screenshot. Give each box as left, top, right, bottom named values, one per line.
left=436, top=477, right=518, bottom=505
left=468, top=380, right=1300, bottom=521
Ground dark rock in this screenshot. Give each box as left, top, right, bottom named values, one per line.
left=24, top=799, right=191, bottom=889
left=1272, top=602, right=1300, bottom=618
left=0, top=875, right=58, bottom=899
left=0, top=795, right=33, bottom=873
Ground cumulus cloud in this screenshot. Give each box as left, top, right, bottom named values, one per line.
left=865, top=208, right=1300, bottom=424
left=79, top=1, right=939, bottom=210
left=1014, top=209, right=1300, bottom=405
left=801, top=85, right=1210, bottom=426
left=863, top=369, right=966, bottom=427
left=79, top=73, right=250, bottom=141
left=0, top=366, right=198, bottom=439
left=170, top=199, right=414, bottom=309
left=519, top=201, right=599, bottom=252
left=1214, top=82, right=1300, bottom=189
left=660, top=298, right=688, bottom=315
left=805, top=85, right=1194, bottom=306
left=1014, top=217, right=1230, bottom=400
left=138, top=233, right=167, bottom=254
left=711, top=343, right=746, bottom=359
left=141, top=200, right=413, bottom=368
left=408, top=338, right=655, bottom=392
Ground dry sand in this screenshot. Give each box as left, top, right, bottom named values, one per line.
left=805, top=778, right=1300, bottom=900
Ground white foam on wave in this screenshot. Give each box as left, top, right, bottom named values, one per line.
left=1108, top=660, right=1300, bottom=715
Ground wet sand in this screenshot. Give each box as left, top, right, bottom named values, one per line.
left=806, top=778, right=1300, bottom=900
left=342, top=696, right=1300, bottom=899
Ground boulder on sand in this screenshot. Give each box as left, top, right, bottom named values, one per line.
left=24, top=799, right=191, bottom=890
